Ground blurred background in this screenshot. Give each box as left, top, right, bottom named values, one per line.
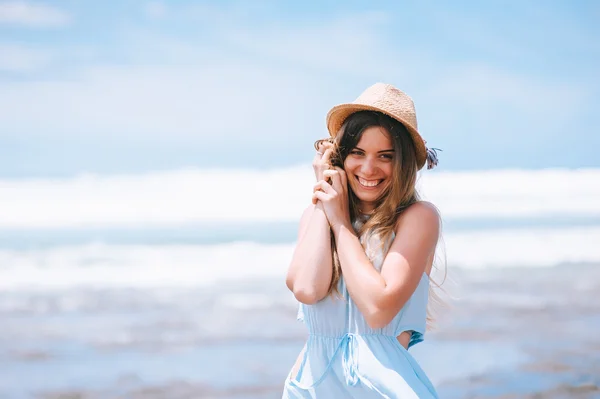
left=1, top=1, right=599, bottom=398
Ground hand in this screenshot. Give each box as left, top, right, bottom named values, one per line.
left=312, top=167, right=351, bottom=230
left=312, top=141, right=334, bottom=182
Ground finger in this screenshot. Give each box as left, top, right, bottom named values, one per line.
left=317, top=140, right=334, bottom=151
left=321, top=147, right=334, bottom=163
left=323, top=170, right=342, bottom=193
left=314, top=139, right=327, bottom=152
left=313, top=151, right=328, bottom=181
left=331, top=173, right=343, bottom=194
left=322, top=169, right=337, bottom=179
left=321, top=169, right=337, bottom=186
left=313, top=145, right=334, bottom=169
left=313, top=180, right=335, bottom=194
left=333, top=166, right=347, bottom=187
left=313, top=150, right=323, bottom=163
left=313, top=190, right=329, bottom=202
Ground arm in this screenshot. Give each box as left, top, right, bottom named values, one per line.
left=331, top=201, right=440, bottom=329
left=285, top=201, right=333, bottom=304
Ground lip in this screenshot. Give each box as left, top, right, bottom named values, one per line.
left=356, top=176, right=384, bottom=190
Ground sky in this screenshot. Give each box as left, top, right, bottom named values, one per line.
left=1, top=0, right=599, bottom=178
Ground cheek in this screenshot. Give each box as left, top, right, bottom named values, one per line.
left=343, top=159, right=358, bottom=173
left=383, top=164, right=394, bottom=178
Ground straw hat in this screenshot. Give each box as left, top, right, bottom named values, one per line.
left=326, top=83, right=439, bottom=170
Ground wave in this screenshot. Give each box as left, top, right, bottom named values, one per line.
left=0, top=167, right=599, bottom=228
left=1, top=226, right=598, bottom=290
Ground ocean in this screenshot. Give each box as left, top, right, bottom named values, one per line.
left=1, top=166, right=599, bottom=398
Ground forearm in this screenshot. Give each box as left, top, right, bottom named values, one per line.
left=286, top=202, right=333, bottom=304
left=332, top=222, right=387, bottom=324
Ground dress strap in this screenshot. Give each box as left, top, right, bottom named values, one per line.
left=341, top=333, right=359, bottom=386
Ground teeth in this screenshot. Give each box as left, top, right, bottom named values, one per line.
left=358, top=177, right=380, bottom=187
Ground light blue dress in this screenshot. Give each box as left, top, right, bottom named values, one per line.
left=282, top=217, right=439, bottom=398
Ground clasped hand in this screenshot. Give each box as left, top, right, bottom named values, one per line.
left=312, top=141, right=351, bottom=230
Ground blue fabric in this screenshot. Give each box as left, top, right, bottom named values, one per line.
left=282, top=219, right=439, bottom=398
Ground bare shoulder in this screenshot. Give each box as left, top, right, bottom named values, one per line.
left=394, top=201, right=440, bottom=237
left=377, top=202, right=441, bottom=324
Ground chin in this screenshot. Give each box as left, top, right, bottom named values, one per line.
left=354, top=191, right=378, bottom=202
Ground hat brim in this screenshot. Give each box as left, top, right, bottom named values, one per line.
left=326, top=103, right=427, bottom=170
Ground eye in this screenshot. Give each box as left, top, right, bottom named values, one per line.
left=381, top=154, right=394, bottom=160
left=350, top=150, right=363, bottom=155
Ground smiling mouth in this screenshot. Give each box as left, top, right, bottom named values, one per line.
left=357, top=176, right=383, bottom=188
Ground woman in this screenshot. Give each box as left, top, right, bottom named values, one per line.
left=282, top=83, right=443, bottom=398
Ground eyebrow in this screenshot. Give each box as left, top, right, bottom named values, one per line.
left=354, top=147, right=395, bottom=153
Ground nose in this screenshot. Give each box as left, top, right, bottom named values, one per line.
left=360, top=157, right=378, bottom=177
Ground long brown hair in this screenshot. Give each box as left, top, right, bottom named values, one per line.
left=314, top=110, right=447, bottom=329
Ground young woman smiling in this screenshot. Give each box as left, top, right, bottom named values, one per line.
left=283, top=83, right=444, bottom=398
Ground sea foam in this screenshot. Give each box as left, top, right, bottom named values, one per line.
left=1, top=226, right=598, bottom=290
left=0, top=167, right=598, bottom=228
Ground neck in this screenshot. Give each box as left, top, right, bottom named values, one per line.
left=357, top=210, right=374, bottom=222
left=358, top=203, right=375, bottom=215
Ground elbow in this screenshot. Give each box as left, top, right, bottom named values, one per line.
left=364, top=308, right=393, bottom=330
left=292, top=286, right=322, bottom=305
left=287, top=278, right=324, bottom=304
left=286, top=276, right=322, bottom=304
left=286, top=268, right=328, bottom=305
left=364, top=293, right=411, bottom=330
left=366, top=315, right=389, bottom=330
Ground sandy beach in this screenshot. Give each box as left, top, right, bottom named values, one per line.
left=2, top=261, right=599, bottom=399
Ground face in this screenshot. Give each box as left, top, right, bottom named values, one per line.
left=343, top=126, right=394, bottom=213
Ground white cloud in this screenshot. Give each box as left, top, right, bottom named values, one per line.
left=143, top=2, right=271, bottom=27
left=0, top=3, right=591, bottom=172
left=0, top=63, right=329, bottom=139
left=224, top=11, right=402, bottom=79
left=0, top=9, right=401, bottom=140
left=424, top=63, right=585, bottom=117
left=416, top=62, right=589, bottom=143
left=0, top=1, right=70, bottom=28
left=143, top=1, right=167, bottom=19
left=0, top=167, right=598, bottom=229
left=0, top=42, right=52, bottom=71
